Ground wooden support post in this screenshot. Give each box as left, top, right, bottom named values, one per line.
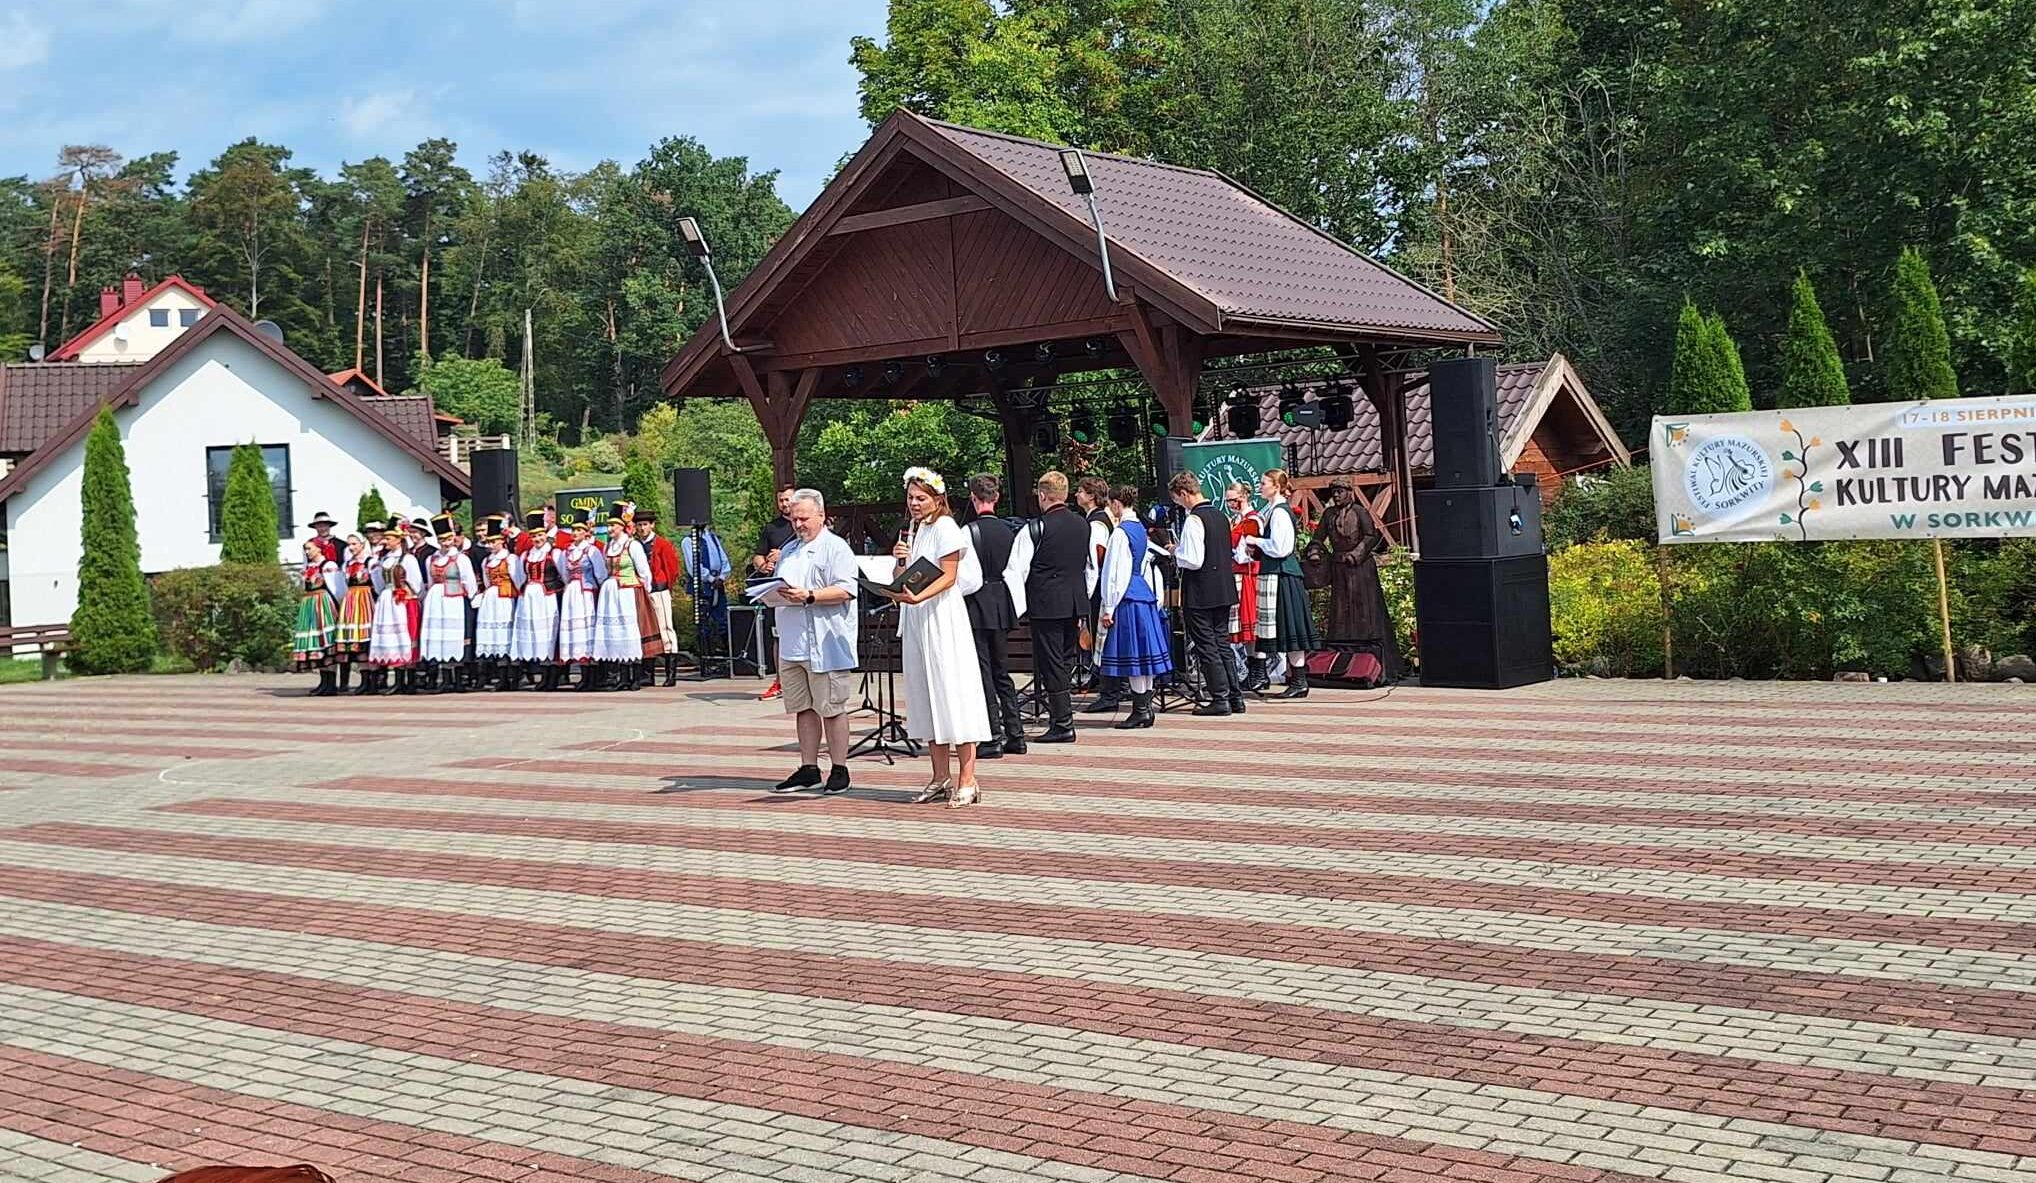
left=734, top=357, right=816, bottom=490
left=1362, top=349, right=1417, bottom=554
left=990, top=385, right=1041, bottom=511
left=1933, top=538, right=1956, bottom=683
left=1117, top=302, right=1202, bottom=439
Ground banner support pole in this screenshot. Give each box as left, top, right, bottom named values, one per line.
left=1655, top=546, right=1674, bottom=680
left=1931, top=538, right=1956, bottom=683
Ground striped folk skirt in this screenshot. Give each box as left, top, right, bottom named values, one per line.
left=1228, top=568, right=1259, bottom=643
left=367, top=589, right=419, bottom=667
left=419, top=587, right=469, bottom=664
left=1254, top=571, right=1320, bottom=656
left=509, top=585, right=558, bottom=664
left=557, top=582, right=598, bottom=663
left=474, top=588, right=517, bottom=658
left=335, top=585, right=375, bottom=655
left=292, top=592, right=339, bottom=670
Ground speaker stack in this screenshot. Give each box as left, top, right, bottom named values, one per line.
left=1412, top=358, right=1553, bottom=689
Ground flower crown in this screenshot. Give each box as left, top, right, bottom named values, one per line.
left=903, top=466, right=946, bottom=495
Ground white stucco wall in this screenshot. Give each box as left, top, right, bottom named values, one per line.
left=3, top=332, right=445, bottom=627
left=70, top=289, right=212, bottom=364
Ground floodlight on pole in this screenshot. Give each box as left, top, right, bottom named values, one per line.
left=1060, top=149, right=1117, bottom=302
left=678, top=216, right=741, bottom=353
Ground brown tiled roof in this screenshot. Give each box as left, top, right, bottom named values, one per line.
left=924, top=119, right=1499, bottom=341
left=359, top=395, right=441, bottom=453
left=1208, top=359, right=1566, bottom=475
left=0, top=362, right=142, bottom=453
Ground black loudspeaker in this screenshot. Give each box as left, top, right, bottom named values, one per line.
left=1428, top=357, right=1501, bottom=489
left=470, top=446, right=519, bottom=522
left=673, top=467, right=712, bottom=526
left=1415, top=483, right=1544, bottom=559
left=1153, top=435, right=1190, bottom=492
left=1413, top=554, right=1553, bottom=689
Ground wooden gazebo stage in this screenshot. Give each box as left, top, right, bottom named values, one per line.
left=660, top=109, right=1501, bottom=511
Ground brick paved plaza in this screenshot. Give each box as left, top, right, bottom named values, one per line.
left=0, top=673, right=2032, bottom=1183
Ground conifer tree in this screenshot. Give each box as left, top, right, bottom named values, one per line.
left=622, top=453, right=668, bottom=527
left=356, top=485, right=389, bottom=529
left=68, top=408, right=157, bottom=673
left=1777, top=272, right=1852, bottom=407
left=1884, top=247, right=1958, bottom=399
left=1662, top=300, right=1712, bottom=415
left=218, top=442, right=281, bottom=563
left=1706, top=312, right=1753, bottom=412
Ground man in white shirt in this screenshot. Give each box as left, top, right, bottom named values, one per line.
left=766, top=488, right=861, bottom=794
left=1169, top=471, right=1245, bottom=714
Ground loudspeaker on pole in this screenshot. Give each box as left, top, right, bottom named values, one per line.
left=470, top=446, right=520, bottom=523
left=673, top=467, right=713, bottom=526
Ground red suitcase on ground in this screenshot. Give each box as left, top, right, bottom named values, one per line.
left=1306, top=646, right=1385, bottom=689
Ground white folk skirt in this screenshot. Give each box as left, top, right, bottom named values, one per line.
left=474, top=588, right=517, bottom=657
left=592, top=578, right=643, bottom=662
left=557, top=582, right=598, bottom=663
left=900, top=586, right=993, bottom=745
left=367, top=590, right=418, bottom=667
left=510, top=585, right=558, bottom=663
left=418, top=586, right=468, bottom=663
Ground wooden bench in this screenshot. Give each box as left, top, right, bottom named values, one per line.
left=0, top=625, right=72, bottom=680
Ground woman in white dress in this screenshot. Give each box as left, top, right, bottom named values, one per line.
left=893, top=467, right=993, bottom=807
left=417, top=513, right=477, bottom=692
left=509, top=509, right=561, bottom=686
left=472, top=526, right=518, bottom=686
left=593, top=501, right=657, bottom=689
left=367, top=531, right=423, bottom=691
left=556, top=514, right=607, bottom=685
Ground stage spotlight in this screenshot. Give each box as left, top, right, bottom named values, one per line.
left=1226, top=400, right=1260, bottom=437
left=1107, top=406, right=1138, bottom=444
left=1084, top=337, right=1107, bottom=357
left=983, top=349, right=1006, bottom=371
left=1033, top=419, right=1061, bottom=453
left=881, top=361, right=904, bottom=385
left=925, top=355, right=945, bottom=376
left=1320, top=382, right=1354, bottom=430
left=1070, top=407, right=1097, bottom=444
left=1034, top=342, right=1056, bottom=362
left=841, top=366, right=864, bottom=389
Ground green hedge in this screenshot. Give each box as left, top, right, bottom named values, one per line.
left=151, top=563, right=295, bottom=671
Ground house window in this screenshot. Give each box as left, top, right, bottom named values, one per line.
left=148, top=309, right=169, bottom=328
left=204, top=445, right=292, bottom=544
left=178, top=308, right=201, bottom=327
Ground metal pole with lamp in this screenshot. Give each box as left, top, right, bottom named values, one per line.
left=1059, top=150, right=1117, bottom=302
left=677, top=216, right=742, bottom=353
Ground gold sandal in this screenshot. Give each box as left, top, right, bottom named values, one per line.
left=949, top=782, right=982, bottom=808
left=911, top=777, right=952, bottom=804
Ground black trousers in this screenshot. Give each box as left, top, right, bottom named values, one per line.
left=1185, top=604, right=1239, bottom=702
left=974, top=625, right=1022, bottom=741
left=757, top=605, right=778, bottom=674
left=1030, top=616, right=1079, bottom=726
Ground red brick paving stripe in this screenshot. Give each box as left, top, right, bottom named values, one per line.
left=4, top=721, right=372, bottom=744
left=0, top=1043, right=702, bottom=1183
left=0, top=755, right=151, bottom=779
left=574, top=738, right=2036, bottom=843
left=0, top=934, right=1665, bottom=1183
left=0, top=737, right=270, bottom=760
left=153, top=797, right=2036, bottom=956
left=413, top=766, right=2036, bottom=896
left=16, top=820, right=2036, bottom=1043
left=3, top=862, right=2030, bottom=1158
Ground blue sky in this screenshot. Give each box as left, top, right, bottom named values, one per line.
left=0, top=0, right=891, bottom=209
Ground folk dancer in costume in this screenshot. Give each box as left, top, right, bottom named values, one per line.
left=334, top=532, right=379, bottom=694
left=418, top=513, right=478, bottom=693
left=294, top=539, right=344, bottom=694
left=473, top=523, right=520, bottom=690
left=963, top=474, right=1025, bottom=762
left=368, top=528, right=424, bottom=692
left=1075, top=475, right=1117, bottom=711
left=557, top=513, right=608, bottom=689
left=1169, top=472, right=1246, bottom=716
left=679, top=522, right=733, bottom=676
left=1225, top=482, right=1266, bottom=691
left=593, top=502, right=665, bottom=690
left=894, top=468, right=994, bottom=807
left=1240, top=468, right=1321, bottom=698
left=305, top=510, right=343, bottom=565
left=1002, top=470, right=1089, bottom=744
left=509, top=509, right=563, bottom=688
left=1096, top=488, right=1173, bottom=729
left=635, top=510, right=683, bottom=686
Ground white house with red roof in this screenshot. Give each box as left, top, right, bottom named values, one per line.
left=0, top=298, right=469, bottom=629
left=49, top=272, right=217, bottom=364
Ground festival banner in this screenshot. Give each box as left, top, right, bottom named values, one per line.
left=1652, top=396, right=2036, bottom=543
left=1180, top=437, right=1285, bottom=508
left=554, top=485, right=624, bottom=537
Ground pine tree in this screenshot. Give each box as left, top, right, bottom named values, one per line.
left=1777, top=271, right=1852, bottom=407
left=1662, top=299, right=1712, bottom=415
left=218, top=442, right=281, bottom=562
left=356, top=485, right=389, bottom=529
left=1884, top=247, right=1958, bottom=400
left=68, top=408, right=157, bottom=674
left=1706, top=312, right=1753, bottom=412
left=622, top=453, right=667, bottom=526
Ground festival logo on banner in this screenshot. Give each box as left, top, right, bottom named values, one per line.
left=1654, top=397, right=2036, bottom=543
left=1181, top=437, right=1284, bottom=509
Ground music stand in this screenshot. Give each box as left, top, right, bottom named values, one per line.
left=848, top=604, right=920, bottom=763
left=1152, top=601, right=1205, bottom=714
left=683, top=523, right=731, bottom=681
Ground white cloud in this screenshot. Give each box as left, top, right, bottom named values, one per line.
left=340, top=89, right=416, bottom=139
left=0, top=10, right=51, bottom=71
left=88, top=0, right=330, bottom=46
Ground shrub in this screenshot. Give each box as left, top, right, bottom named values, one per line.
left=1778, top=271, right=1851, bottom=407
left=1548, top=541, right=1664, bottom=677
left=622, top=453, right=668, bottom=525
left=151, top=563, right=294, bottom=671
left=1544, top=465, right=1657, bottom=549
left=68, top=408, right=157, bottom=674
left=1662, top=301, right=1750, bottom=415
left=1665, top=541, right=1934, bottom=679
left=1884, top=247, right=1958, bottom=400
left=356, top=485, right=389, bottom=529
left=1376, top=554, right=1417, bottom=664
left=218, top=442, right=279, bottom=563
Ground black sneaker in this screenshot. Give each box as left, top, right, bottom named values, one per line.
left=772, top=765, right=823, bottom=793
left=822, top=765, right=852, bottom=795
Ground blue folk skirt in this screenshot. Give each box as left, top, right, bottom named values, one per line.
left=1099, top=599, right=1174, bottom=678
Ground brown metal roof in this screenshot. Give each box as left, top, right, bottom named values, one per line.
left=0, top=362, right=142, bottom=454
left=924, top=119, right=1500, bottom=341
left=358, top=395, right=442, bottom=454
left=1209, top=356, right=1625, bottom=476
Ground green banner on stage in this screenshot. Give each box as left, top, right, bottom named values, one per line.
left=1180, top=438, right=1284, bottom=508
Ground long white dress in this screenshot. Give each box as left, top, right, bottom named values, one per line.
left=508, top=543, right=559, bottom=663
left=418, top=549, right=477, bottom=663
left=899, top=515, right=992, bottom=745
left=473, top=550, right=518, bottom=658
